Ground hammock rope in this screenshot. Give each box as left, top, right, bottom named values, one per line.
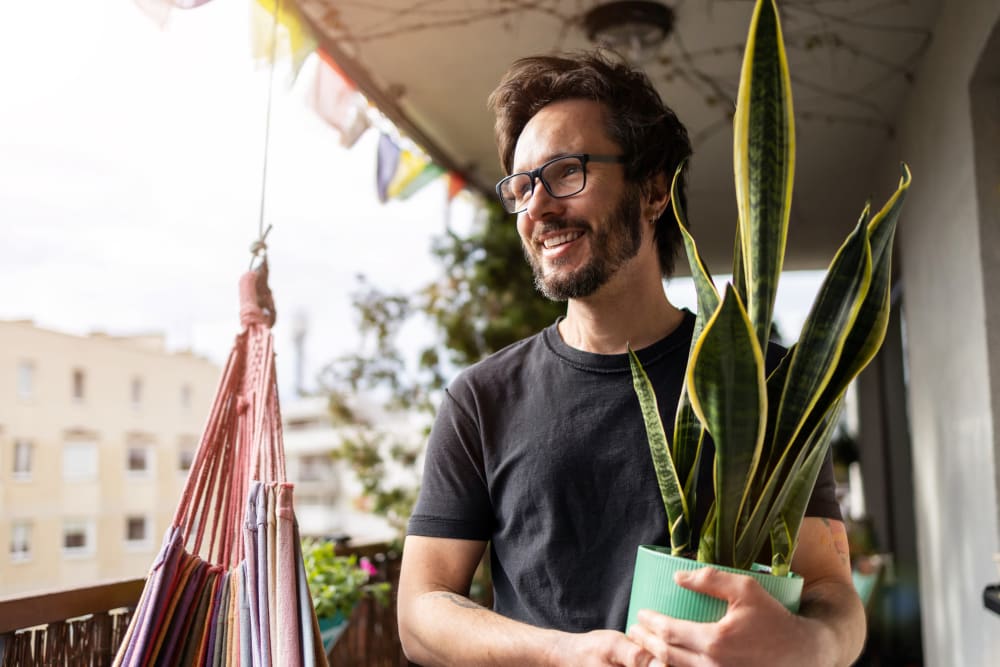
left=114, top=262, right=326, bottom=666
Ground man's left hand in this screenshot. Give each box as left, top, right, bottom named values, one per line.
left=625, top=567, right=833, bottom=667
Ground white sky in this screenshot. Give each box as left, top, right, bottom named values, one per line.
left=0, top=0, right=470, bottom=396
left=0, top=0, right=825, bottom=397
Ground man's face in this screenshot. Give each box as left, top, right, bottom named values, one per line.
left=511, top=99, right=644, bottom=301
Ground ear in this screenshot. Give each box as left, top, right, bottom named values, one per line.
left=642, top=172, right=671, bottom=224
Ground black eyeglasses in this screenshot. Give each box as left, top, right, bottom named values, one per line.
left=495, top=153, right=626, bottom=214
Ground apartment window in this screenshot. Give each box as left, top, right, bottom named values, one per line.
left=131, top=376, right=143, bottom=407
left=16, top=361, right=34, bottom=399
left=178, top=448, right=195, bottom=473
left=125, top=515, right=149, bottom=543
left=126, top=445, right=151, bottom=475
left=10, top=521, right=31, bottom=561
left=178, top=435, right=197, bottom=473
left=299, top=454, right=333, bottom=482
left=180, top=384, right=192, bottom=409
left=62, top=519, right=94, bottom=556
left=72, top=368, right=86, bottom=401
left=13, top=440, right=33, bottom=479
left=63, top=441, right=98, bottom=480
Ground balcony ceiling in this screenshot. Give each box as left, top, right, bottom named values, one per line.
left=297, top=0, right=939, bottom=272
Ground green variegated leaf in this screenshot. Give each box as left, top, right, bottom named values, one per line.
left=674, top=164, right=720, bottom=321
left=769, top=516, right=792, bottom=577
left=769, top=400, right=844, bottom=574
left=733, top=228, right=748, bottom=305
left=737, top=392, right=842, bottom=567
left=789, top=168, right=912, bottom=470
left=734, top=0, right=795, bottom=351
left=671, top=162, right=716, bottom=514
left=740, top=345, right=794, bottom=540
left=629, top=348, right=690, bottom=555
left=816, top=166, right=911, bottom=403
left=687, top=286, right=766, bottom=567
left=698, top=501, right=717, bottom=563
left=768, top=215, right=871, bottom=467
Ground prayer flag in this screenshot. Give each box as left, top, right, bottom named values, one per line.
left=447, top=172, right=466, bottom=200
left=386, top=150, right=438, bottom=200
left=392, top=163, right=445, bottom=201
left=310, top=49, right=370, bottom=148
left=251, top=0, right=317, bottom=77
left=376, top=134, right=401, bottom=203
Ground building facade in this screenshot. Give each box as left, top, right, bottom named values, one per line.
left=0, top=320, right=219, bottom=596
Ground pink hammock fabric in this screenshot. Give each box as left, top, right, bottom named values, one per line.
left=114, top=267, right=327, bottom=666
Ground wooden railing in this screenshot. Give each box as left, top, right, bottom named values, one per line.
left=328, top=542, right=415, bottom=667
left=0, top=578, right=144, bottom=667
left=0, top=544, right=415, bottom=666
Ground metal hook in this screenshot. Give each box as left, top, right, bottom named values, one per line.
left=248, top=223, right=273, bottom=271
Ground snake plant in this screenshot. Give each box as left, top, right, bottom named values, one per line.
left=629, top=0, right=911, bottom=577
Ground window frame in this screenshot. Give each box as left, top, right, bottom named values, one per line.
left=16, top=361, right=34, bottom=399
left=62, top=440, right=99, bottom=481
left=61, top=518, right=95, bottom=558
left=13, top=439, right=33, bottom=480
left=10, top=520, right=32, bottom=562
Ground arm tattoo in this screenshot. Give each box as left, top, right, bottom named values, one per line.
left=821, top=518, right=851, bottom=567
left=431, top=592, right=486, bottom=611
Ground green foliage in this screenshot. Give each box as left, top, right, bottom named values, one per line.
left=301, top=539, right=391, bottom=621
left=320, top=201, right=564, bottom=542
left=631, top=0, right=911, bottom=576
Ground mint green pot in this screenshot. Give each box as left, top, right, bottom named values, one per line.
left=626, top=546, right=804, bottom=630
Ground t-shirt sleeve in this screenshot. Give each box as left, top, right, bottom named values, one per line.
left=407, top=384, right=494, bottom=540
left=804, top=448, right=842, bottom=521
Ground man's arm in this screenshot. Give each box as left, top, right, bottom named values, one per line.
left=625, top=517, right=865, bottom=667
left=397, top=535, right=654, bottom=667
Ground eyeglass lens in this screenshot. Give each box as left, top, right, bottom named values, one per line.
left=499, top=155, right=586, bottom=213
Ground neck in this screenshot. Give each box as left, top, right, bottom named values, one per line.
left=557, top=261, right=684, bottom=354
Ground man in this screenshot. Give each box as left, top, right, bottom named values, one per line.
left=397, top=52, right=865, bottom=667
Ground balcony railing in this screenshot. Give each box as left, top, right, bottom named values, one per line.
left=0, top=544, right=413, bottom=666
left=0, top=578, right=143, bottom=666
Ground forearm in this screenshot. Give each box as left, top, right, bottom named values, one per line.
left=399, top=589, right=563, bottom=667
left=798, top=579, right=867, bottom=667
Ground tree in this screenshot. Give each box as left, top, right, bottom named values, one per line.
left=319, top=200, right=564, bottom=543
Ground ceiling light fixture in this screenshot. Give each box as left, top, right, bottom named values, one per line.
left=583, top=1, right=675, bottom=65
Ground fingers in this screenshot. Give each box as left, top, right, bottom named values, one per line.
left=674, top=566, right=762, bottom=604
left=627, top=610, right=708, bottom=667
left=626, top=619, right=702, bottom=667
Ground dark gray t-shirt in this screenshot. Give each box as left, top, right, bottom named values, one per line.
left=408, top=310, right=841, bottom=632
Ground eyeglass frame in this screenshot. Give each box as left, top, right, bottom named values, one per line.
left=495, top=153, right=627, bottom=214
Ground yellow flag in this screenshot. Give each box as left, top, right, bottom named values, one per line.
left=250, top=0, right=316, bottom=76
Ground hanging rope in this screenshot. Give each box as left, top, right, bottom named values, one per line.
left=253, top=0, right=283, bottom=258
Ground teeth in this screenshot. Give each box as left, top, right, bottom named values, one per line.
left=543, top=231, right=583, bottom=249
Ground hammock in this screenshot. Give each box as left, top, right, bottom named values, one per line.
left=114, top=264, right=327, bottom=666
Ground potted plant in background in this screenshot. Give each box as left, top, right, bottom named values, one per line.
left=302, top=538, right=392, bottom=650
left=626, top=0, right=912, bottom=626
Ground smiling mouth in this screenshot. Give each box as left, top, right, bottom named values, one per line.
left=541, top=230, right=585, bottom=249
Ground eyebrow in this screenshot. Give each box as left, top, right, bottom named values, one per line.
left=511, top=151, right=574, bottom=174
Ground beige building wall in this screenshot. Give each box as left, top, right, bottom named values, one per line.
left=0, top=320, right=219, bottom=596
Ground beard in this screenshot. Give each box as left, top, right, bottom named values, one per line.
left=524, top=187, right=644, bottom=301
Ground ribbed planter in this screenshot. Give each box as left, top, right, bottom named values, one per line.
left=626, top=546, right=803, bottom=629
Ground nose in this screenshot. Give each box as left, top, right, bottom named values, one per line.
left=522, top=177, right=564, bottom=223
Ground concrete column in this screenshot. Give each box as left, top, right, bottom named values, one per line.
left=882, top=0, right=1000, bottom=663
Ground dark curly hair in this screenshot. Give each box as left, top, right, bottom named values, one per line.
left=488, top=50, right=692, bottom=277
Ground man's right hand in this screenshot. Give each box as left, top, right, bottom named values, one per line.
left=548, top=629, right=656, bottom=667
